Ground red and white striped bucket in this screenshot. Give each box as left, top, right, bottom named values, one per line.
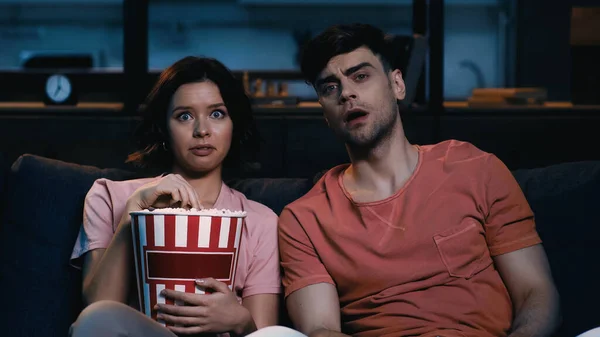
left=130, top=209, right=245, bottom=324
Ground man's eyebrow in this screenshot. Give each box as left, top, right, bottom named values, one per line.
left=343, top=62, right=374, bottom=76
left=314, top=62, right=375, bottom=87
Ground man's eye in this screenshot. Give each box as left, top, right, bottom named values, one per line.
left=355, top=74, right=368, bottom=81
left=322, top=84, right=338, bottom=95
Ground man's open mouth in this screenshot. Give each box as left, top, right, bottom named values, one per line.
left=345, top=109, right=368, bottom=122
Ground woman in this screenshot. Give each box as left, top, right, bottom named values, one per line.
left=69, top=56, right=296, bottom=337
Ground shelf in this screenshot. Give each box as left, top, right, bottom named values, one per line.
left=2, top=101, right=599, bottom=119
left=442, top=101, right=600, bottom=117
left=0, top=102, right=124, bottom=117
left=0, top=0, right=122, bottom=4
left=238, top=0, right=501, bottom=6
left=0, top=0, right=501, bottom=5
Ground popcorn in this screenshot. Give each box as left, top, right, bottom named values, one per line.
left=131, top=207, right=246, bottom=217
left=130, top=207, right=245, bottom=324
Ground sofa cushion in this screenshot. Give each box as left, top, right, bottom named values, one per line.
left=513, top=161, right=600, bottom=337
left=0, top=155, right=138, bottom=337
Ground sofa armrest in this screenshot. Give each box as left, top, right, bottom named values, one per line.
left=0, top=154, right=138, bottom=337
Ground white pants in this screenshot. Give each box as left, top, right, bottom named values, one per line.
left=252, top=326, right=600, bottom=337
left=68, top=301, right=598, bottom=337
left=247, top=326, right=307, bottom=337
left=70, top=300, right=308, bottom=337
left=578, top=327, right=600, bottom=337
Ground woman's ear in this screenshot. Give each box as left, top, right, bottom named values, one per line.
left=390, top=69, right=406, bottom=101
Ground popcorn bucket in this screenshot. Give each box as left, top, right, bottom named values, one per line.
left=130, top=208, right=245, bottom=324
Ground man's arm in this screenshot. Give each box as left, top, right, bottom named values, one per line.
left=494, top=244, right=561, bottom=337
left=286, top=283, right=349, bottom=337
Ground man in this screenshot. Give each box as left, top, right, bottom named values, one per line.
left=278, top=23, right=561, bottom=337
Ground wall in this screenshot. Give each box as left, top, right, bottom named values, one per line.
left=0, top=0, right=506, bottom=100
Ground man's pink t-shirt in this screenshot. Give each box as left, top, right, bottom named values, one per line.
left=71, top=176, right=281, bottom=302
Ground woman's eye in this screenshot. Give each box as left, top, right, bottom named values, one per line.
left=210, top=110, right=226, bottom=119
left=177, top=112, right=193, bottom=121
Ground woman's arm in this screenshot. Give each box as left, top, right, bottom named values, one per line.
left=81, top=216, right=134, bottom=306
left=81, top=174, right=201, bottom=306
left=242, top=294, right=279, bottom=331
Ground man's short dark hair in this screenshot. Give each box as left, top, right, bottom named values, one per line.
left=300, top=23, right=395, bottom=86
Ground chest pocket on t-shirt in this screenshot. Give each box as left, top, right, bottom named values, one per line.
left=433, top=220, right=492, bottom=279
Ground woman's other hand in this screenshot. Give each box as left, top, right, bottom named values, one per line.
left=156, top=278, right=257, bottom=336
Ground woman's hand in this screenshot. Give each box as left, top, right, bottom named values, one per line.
left=125, top=174, right=202, bottom=214
left=156, top=278, right=257, bottom=336
left=118, top=174, right=202, bottom=228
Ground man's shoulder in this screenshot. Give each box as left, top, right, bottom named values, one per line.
left=283, top=180, right=327, bottom=214
left=283, top=164, right=347, bottom=216
left=420, top=139, right=493, bottom=165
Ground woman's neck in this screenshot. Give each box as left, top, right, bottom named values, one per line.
left=171, top=166, right=223, bottom=209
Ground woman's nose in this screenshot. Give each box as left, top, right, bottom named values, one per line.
left=193, top=120, right=210, bottom=138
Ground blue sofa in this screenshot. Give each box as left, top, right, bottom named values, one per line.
left=0, top=153, right=598, bottom=337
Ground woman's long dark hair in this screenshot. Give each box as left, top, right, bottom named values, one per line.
left=126, top=56, right=259, bottom=176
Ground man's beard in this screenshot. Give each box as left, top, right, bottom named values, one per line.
left=340, top=101, right=399, bottom=150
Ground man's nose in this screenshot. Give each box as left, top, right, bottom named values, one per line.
left=339, top=82, right=358, bottom=103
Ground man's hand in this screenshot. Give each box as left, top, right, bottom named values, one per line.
left=156, top=278, right=256, bottom=336
left=494, top=244, right=561, bottom=337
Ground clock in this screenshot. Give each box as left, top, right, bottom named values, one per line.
left=44, top=74, right=77, bottom=105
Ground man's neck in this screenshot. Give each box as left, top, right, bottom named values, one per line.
left=344, top=122, right=419, bottom=202
left=171, top=166, right=223, bottom=209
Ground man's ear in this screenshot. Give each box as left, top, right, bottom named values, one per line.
left=390, top=69, right=406, bottom=101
